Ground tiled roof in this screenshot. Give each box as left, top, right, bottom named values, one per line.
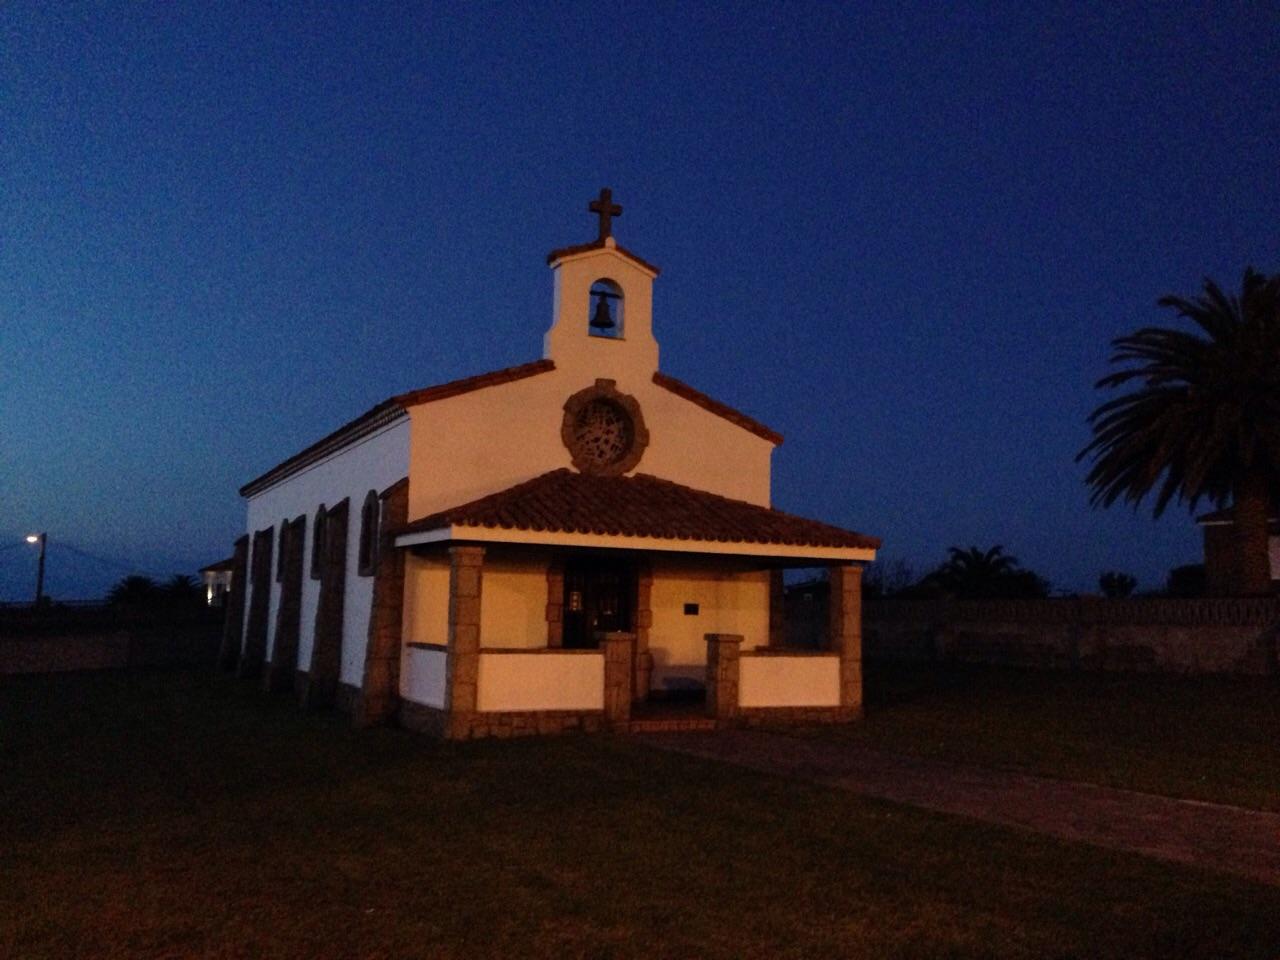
left=652, top=372, right=783, bottom=445
left=391, top=359, right=555, bottom=408
left=545, top=239, right=661, bottom=276
left=239, top=360, right=556, bottom=497
left=398, top=469, right=880, bottom=550
left=199, top=557, right=236, bottom=573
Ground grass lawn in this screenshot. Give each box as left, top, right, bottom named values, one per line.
left=818, top=663, right=1280, bottom=811
left=2, top=669, right=1278, bottom=959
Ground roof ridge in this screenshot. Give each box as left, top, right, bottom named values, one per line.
left=651, top=372, right=783, bottom=445
left=240, top=360, right=556, bottom=498
left=545, top=239, right=661, bottom=276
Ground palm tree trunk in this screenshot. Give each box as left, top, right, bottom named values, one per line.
left=1234, top=470, right=1274, bottom=596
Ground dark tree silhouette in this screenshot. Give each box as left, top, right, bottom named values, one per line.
left=1166, top=564, right=1208, bottom=598
left=162, top=574, right=203, bottom=607
left=921, top=546, right=1050, bottom=599
left=1099, top=571, right=1138, bottom=598
left=107, top=575, right=160, bottom=606
left=863, top=558, right=916, bottom=599
left=1077, top=268, right=1280, bottom=596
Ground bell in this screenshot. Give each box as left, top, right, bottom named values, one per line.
left=589, top=294, right=615, bottom=330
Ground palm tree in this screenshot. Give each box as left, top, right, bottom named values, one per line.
left=1077, top=268, right=1280, bottom=596
left=107, top=575, right=160, bottom=606
left=162, top=574, right=203, bottom=607
left=922, top=545, right=1049, bottom=599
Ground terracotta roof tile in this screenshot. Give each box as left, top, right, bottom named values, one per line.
left=398, top=469, right=879, bottom=551
left=652, top=372, right=783, bottom=445
left=390, top=359, right=554, bottom=408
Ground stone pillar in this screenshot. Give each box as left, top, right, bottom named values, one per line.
left=264, top=515, right=305, bottom=693
left=633, top=561, right=653, bottom=701
left=217, top=535, right=249, bottom=671
left=444, top=545, right=485, bottom=729
left=301, top=498, right=348, bottom=709
left=705, top=634, right=742, bottom=720
left=768, top=569, right=786, bottom=648
left=356, top=478, right=409, bottom=726
left=239, top=527, right=274, bottom=680
left=828, top=564, right=863, bottom=711
left=600, top=631, right=634, bottom=725
left=545, top=559, right=564, bottom=647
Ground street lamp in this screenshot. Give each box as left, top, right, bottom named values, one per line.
left=25, top=533, right=46, bottom=605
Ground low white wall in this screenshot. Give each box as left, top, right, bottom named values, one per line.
left=476, top=650, right=604, bottom=712
left=402, top=645, right=448, bottom=708
left=649, top=558, right=770, bottom=693
left=739, top=654, right=840, bottom=708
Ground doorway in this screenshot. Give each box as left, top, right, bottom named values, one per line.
left=562, top=556, right=635, bottom=649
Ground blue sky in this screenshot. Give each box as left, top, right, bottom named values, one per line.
left=2, top=2, right=1277, bottom=599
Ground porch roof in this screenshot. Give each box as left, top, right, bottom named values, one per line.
left=393, top=469, right=880, bottom=562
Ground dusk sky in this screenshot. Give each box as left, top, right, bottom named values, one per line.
left=3, top=3, right=1278, bottom=600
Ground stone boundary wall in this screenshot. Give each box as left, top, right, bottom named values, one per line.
left=866, top=597, right=1280, bottom=676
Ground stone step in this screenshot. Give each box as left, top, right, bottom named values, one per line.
left=623, top=716, right=718, bottom=733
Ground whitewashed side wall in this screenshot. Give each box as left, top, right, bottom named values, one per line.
left=648, top=558, right=770, bottom=694
left=243, top=419, right=410, bottom=686
left=739, top=654, right=840, bottom=707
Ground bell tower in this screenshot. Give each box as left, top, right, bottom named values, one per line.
left=543, top=188, right=660, bottom=381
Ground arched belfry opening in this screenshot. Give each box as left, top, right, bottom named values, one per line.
left=588, top=278, right=624, bottom=338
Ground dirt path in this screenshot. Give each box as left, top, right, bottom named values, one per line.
left=638, top=728, right=1280, bottom=887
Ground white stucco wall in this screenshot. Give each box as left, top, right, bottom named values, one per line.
left=480, top=558, right=550, bottom=649
left=402, top=645, right=448, bottom=708
left=648, top=559, right=770, bottom=693
left=476, top=651, right=604, bottom=712
left=243, top=419, right=410, bottom=686
left=405, top=368, right=774, bottom=522
left=739, top=654, right=840, bottom=708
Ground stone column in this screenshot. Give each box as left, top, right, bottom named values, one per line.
left=545, top=559, right=564, bottom=648
left=633, top=562, right=653, bottom=701
left=217, top=535, right=249, bottom=671
left=828, top=564, right=863, bottom=711
left=768, top=569, right=786, bottom=648
left=705, top=634, right=742, bottom=720
left=444, top=545, right=485, bottom=730
left=356, top=478, right=409, bottom=726
left=599, top=631, right=634, bottom=725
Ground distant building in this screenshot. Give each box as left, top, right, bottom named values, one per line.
left=220, top=192, right=879, bottom=738
left=1196, top=508, right=1280, bottom=595
left=199, top=558, right=235, bottom=606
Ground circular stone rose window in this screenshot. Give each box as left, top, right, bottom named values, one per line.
left=562, top=380, right=649, bottom=476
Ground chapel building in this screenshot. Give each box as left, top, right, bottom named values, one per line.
left=220, top=191, right=880, bottom=738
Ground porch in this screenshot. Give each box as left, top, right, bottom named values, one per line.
left=394, top=541, right=867, bottom=740
left=389, top=469, right=876, bottom=739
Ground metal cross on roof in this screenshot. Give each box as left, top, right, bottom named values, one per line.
left=588, top=187, right=622, bottom=241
